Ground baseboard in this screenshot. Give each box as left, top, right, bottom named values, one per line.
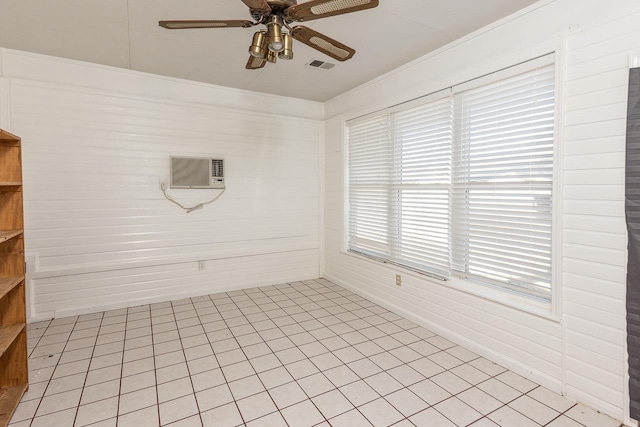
left=28, top=277, right=321, bottom=323
left=324, top=273, right=564, bottom=395
left=565, top=385, right=626, bottom=426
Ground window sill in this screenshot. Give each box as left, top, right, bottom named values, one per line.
left=445, top=276, right=557, bottom=321
left=341, top=249, right=559, bottom=322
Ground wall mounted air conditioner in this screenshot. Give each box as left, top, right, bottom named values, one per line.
left=170, top=156, right=225, bottom=189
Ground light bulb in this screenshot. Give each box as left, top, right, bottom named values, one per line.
left=267, top=16, right=284, bottom=53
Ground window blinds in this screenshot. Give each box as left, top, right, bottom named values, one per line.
left=347, top=115, right=392, bottom=258
left=394, top=100, right=453, bottom=277
left=346, top=60, right=555, bottom=299
left=347, top=96, right=453, bottom=279
left=452, top=65, right=555, bottom=298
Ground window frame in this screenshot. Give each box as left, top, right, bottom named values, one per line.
left=341, top=52, right=564, bottom=319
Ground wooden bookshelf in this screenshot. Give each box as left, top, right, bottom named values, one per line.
left=0, top=129, right=27, bottom=427
left=0, top=384, right=29, bottom=426
left=0, top=232, right=22, bottom=244
left=0, top=130, right=20, bottom=141
left=0, top=325, right=24, bottom=359
left=0, top=384, right=28, bottom=426
left=0, top=278, right=23, bottom=301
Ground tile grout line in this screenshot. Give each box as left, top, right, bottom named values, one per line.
left=26, top=319, right=52, bottom=360
left=170, top=296, right=208, bottom=426
left=150, top=304, right=162, bottom=427
left=284, top=279, right=589, bottom=427
left=219, top=282, right=339, bottom=425
left=115, top=307, right=132, bottom=426
left=30, top=286, right=392, bottom=424
left=220, top=280, right=419, bottom=427
left=206, top=281, right=496, bottom=427
left=215, top=288, right=287, bottom=426
left=251, top=281, right=366, bottom=426
left=73, top=311, right=106, bottom=426
left=17, top=279, right=594, bottom=427
left=221, top=282, right=323, bottom=426
left=30, top=315, right=81, bottom=426
left=26, top=319, right=55, bottom=427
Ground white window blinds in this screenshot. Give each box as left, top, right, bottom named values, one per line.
left=347, top=58, right=555, bottom=300
left=452, top=64, right=555, bottom=298
left=347, top=115, right=392, bottom=258
left=348, top=95, right=453, bottom=279
left=394, top=100, right=453, bottom=277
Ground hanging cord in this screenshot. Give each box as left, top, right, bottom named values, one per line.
left=160, top=182, right=225, bottom=213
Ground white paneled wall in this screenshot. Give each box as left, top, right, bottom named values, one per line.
left=323, top=0, right=640, bottom=423
left=562, top=10, right=639, bottom=417
left=0, top=49, right=323, bottom=320
left=0, top=0, right=638, bottom=422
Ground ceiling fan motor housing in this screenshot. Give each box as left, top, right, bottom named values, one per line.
left=266, top=0, right=298, bottom=11
left=251, top=0, right=297, bottom=20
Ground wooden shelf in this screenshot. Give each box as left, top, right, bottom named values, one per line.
left=0, top=383, right=28, bottom=427
left=0, top=278, right=23, bottom=301
left=0, top=325, right=24, bottom=359
left=0, top=184, right=21, bottom=193
left=0, top=130, right=20, bottom=142
left=0, top=129, right=27, bottom=425
left=0, top=231, right=22, bottom=244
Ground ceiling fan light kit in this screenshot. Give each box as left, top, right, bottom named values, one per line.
left=249, top=31, right=268, bottom=58
left=280, top=33, right=295, bottom=60
left=159, top=0, right=379, bottom=70
left=266, top=15, right=286, bottom=53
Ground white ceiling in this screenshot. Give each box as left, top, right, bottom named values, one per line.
left=0, top=0, right=540, bottom=102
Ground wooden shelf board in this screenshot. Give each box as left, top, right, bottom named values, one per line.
left=0, top=231, right=22, bottom=243
left=0, top=183, right=20, bottom=187
left=0, top=130, right=20, bottom=142
left=0, top=278, right=23, bottom=301
left=0, top=383, right=28, bottom=427
left=0, top=325, right=24, bottom=359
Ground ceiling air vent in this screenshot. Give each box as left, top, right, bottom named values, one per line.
left=306, top=59, right=336, bottom=71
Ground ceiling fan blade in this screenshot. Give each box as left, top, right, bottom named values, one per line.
left=159, top=20, right=254, bottom=29
left=246, top=56, right=267, bottom=70
left=291, top=26, right=355, bottom=62
left=285, top=0, right=378, bottom=22
left=241, top=0, right=272, bottom=14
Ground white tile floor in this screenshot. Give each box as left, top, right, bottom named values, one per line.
left=11, top=278, right=622, bottom=427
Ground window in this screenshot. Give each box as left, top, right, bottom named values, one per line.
left=347, top=59, right=555, bottom=300
left=347, top=95, right=454, bottom=278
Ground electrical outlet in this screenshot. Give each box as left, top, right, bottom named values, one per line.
left=396, top=274, right=402, bottom=286
left=198, top=261, right=205, bottom=270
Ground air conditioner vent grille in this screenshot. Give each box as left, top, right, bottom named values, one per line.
left=212, top=159, right=224, bottom=178
left=170, top=156, right=225, bottom=189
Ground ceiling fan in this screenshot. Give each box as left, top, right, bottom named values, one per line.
left=159, top=0, right=379, bottom=70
